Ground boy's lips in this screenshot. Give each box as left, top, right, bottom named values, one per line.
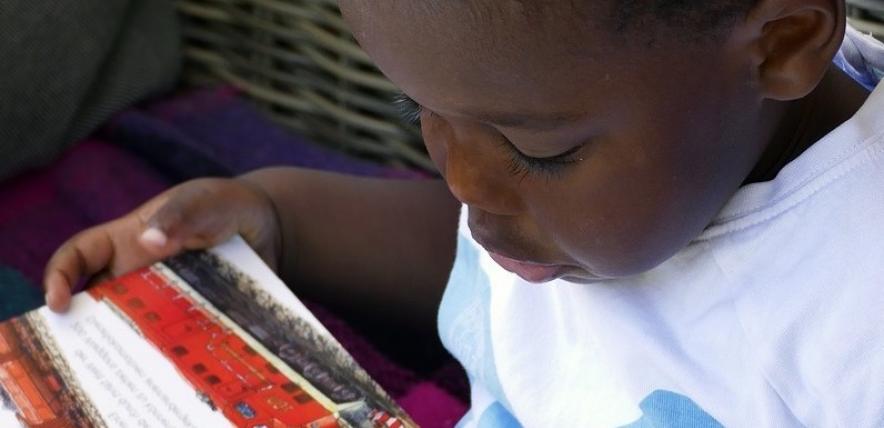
left=486, top=251, right=566, bottom=283
left=468, top=215, right=570, bottom=283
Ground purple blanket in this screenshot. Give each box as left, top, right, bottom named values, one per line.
left=0, top=87, right=467, bottom=427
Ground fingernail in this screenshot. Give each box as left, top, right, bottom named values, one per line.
left=140, top=227, right=168, bottom=248
left=45, top=290, right=58, bottom=307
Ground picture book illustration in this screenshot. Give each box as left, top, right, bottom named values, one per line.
left=0, top=237, right=415, bottom=428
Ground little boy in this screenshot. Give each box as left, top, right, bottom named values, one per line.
left=44, top=0, right=883, bottom=426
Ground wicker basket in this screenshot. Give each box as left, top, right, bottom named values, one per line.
left=848, top=0, right=884, bottom=39
left=176, top=0, right=433, bottom=171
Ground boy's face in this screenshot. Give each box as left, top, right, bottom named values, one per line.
left=340, top=2, right=775, bottom=282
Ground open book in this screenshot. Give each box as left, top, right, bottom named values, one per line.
left=0, top=237, right=415, bottom=428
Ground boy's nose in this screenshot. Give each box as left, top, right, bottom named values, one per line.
left=443, top=140, right=523, bottom=216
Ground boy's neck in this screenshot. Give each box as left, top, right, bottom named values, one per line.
left=746, top=66, right=871, bottom=184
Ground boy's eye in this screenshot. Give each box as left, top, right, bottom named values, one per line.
left=503, top=141, right=584, bottom=179
left=393, top=92, right=584, bottom=178
left=394, top=92, right=423, bottom=125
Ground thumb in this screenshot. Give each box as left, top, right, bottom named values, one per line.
left=135, top=189, right=196, bottom=257
left=138, top=226, right=173, bottom=255
left=136, top=182, right=238, bottom=257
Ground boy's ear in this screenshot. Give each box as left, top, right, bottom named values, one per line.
left=745, top=0, right=845, bottom=101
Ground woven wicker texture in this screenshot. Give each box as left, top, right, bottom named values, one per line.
left=176, top=0, right=433, bottom=171
left=849, top=0, right=884, bottom=39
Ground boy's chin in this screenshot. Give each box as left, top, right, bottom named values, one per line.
left=552, top=267, right=616, bottom=284
left=558, top=274, right=609, bottom=285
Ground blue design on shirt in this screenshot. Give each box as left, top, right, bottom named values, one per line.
left=477, top=403, right=522, bottom=428
left=622, top=390, right=723, bottom=428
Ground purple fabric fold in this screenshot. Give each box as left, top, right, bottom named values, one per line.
left=103, top=86, right=425, bottom=181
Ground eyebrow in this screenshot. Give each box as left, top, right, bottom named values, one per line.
left=467, top=108, right=584, bottom=131
left=396, top=92, right=582, bottom=131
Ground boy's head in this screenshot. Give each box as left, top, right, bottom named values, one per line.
left=339, top=0, right=846, bottom=282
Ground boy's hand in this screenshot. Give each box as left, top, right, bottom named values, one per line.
left=43, top=177, right=282, bottom=313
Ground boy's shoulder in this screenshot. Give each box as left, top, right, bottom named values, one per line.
left=705, top=78, right=884, bottom=426
left=702, top=79, right=884, bottom=243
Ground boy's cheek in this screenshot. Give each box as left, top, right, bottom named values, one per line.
left=524, top=150, right=709, bottom=277
left=421, top=122, right=448, bottom=174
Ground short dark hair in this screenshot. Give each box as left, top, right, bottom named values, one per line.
left=409, top=0, right=756, bottom=43
left=614, top=0, right=756, bottom=36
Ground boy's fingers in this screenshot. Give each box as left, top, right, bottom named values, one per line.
left=45, top=271, right=72, bottom=312
left=43, top=227, right=114, bottom=312
left=44, top=179, right=253, bottom=314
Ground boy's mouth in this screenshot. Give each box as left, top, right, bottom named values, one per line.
left=469, top=226, right=568, bottom=283
left=468, top=211, right=572, bottom=283
left=486, top=251, right=567, bottom=283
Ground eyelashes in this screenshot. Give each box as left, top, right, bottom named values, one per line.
left=394, top=92, right=423, bottom=125
left=392, top=91, right=584, bottom=178
left=502, top=141, right=584, bottom=179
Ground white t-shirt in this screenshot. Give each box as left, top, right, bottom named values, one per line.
left=439, top=28, right=884, bottom=428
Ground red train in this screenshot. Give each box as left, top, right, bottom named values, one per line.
left=0, top=322, right=72, bottom=428
left=88, top=268, right=340, bottom=428
left=369, top=409, right=405, bottom=428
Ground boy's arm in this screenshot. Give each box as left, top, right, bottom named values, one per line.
left=242, top=167, right=461, bottom=333
left=45, top=167, right=460, bottom=336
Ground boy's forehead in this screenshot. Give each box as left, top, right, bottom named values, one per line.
left=339, top=0, right=616, bottom=114
left=341, top=0, right=608, bottom=47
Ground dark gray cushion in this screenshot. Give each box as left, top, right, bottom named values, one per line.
left=0, top=0, right=181, bottom=181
